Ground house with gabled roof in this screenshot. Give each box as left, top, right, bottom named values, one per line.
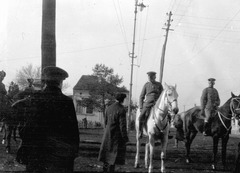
left=73, top=75, right=129, bottom=125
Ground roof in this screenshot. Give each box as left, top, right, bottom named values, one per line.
left=73, top=75, right=128, bottom=93
left=73, top=75, right=98, bottom=90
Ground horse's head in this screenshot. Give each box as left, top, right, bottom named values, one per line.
left=164, top=83, right=179, bottom=115
left=230, top=92, right=240, bottom=119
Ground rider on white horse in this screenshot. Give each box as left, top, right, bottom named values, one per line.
left=139, top=71, right=170, bottom=138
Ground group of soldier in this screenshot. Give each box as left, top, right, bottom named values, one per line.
left=0, top=67, right=223, bottom=173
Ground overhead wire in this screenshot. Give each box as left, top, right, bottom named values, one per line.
left=112, top=0, right=130, bottom=53
left=174, top=14, right=240, bottom=21
left=173, top=0, right=193, bottom=29
left=173, top=7, right=240, bottom=66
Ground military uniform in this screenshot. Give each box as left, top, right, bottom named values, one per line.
left=139, top=72, right=163, bottom=135
left=200, top=78, right=220, bottom=135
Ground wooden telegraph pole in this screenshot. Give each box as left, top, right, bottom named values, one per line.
left=41, top=0, right=56, bottom=72
left=159, top=11, right=173, bottom=83
left=127, top=0, right=146, bottom=132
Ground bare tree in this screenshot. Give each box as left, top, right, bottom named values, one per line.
left=15, top=64, right=41, bottom=89
left=15, top=64, right=70, bottom=92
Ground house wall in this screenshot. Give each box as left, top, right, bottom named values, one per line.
left=73, top=88, right=131, bottom=125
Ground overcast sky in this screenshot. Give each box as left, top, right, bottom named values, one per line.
left=1, top=0, right=240, bottom=112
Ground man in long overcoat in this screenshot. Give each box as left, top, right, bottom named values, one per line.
left=98, top=93, right=129, bottom=173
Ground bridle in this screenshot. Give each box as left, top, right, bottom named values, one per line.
left=153, top=89, right=178, bottom=132
left=230, top=97, right=240, bottom=119
left=217, top=97, right=240, bottom=132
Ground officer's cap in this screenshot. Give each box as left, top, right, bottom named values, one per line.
left=208, top=78, right=216, bottom=82
left=115, top=93, right=127, bottom=102
left=42, top=66, right=68, bottom=81
left=0, top=70, right=6, bottom=77
left=147, top=71, right=156, bottom=76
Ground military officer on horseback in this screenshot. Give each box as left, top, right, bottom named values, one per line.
left=138, top=71, right=163, bottom=137
left=201, top=78, right=220, bottom=136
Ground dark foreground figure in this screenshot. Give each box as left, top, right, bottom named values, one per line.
left=13, top=66, right=79, bottom=173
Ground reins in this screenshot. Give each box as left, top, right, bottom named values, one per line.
left=217, top=97, right=240, bottom=133
left=217, top=111, right=232, bottom=132
left=152, top=91, right=177, bottom=133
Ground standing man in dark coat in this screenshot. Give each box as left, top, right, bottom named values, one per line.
left=200, top=78, right=220, bottom=136
left=14, top=66, right=79, bottom=172
left=138, top=71, right=163, bottom=137
left=98, top=93, right=129, bottom=173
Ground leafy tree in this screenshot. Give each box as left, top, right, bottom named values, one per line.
left=81, top=64, right=127, bottom=115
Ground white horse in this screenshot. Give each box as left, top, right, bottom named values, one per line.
left=134, top=83, right=179, bottom=173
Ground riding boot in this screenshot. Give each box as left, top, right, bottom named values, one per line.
left=103, top=162, right=109, bottom=173
left=109, top=165, right=115, bottom=173
left=167, top=114, right=173, bottom=139
left=203, top=122, right=210, bottom=136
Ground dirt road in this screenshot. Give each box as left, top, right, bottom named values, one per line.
left=0, top=128, right=239, bottom=172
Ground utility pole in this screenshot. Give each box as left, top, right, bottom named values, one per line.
left=41, top=0, right=56, bottom=73
left=127, top=0, right=146, bottom=132
left=159, top=11, right=173, bottom=83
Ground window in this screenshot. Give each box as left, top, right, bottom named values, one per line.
left=86, top=105, right=93, bottom=114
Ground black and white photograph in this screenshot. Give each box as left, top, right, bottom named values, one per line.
left=0, top=0, right=240, bottom=172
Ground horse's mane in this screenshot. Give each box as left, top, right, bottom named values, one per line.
left=155, top=89, right=167, bottom=107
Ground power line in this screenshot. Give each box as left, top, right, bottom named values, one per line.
left=171, top=8, right=240, bottom=66
left=174, top=14, right=240, bottom=21
left=112, top=0, right=130, bottom=52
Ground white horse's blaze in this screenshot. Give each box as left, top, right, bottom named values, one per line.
left=135, top=83, right=179, bottom=173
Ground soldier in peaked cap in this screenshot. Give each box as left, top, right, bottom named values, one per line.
left=42, top=66, right=69, bottom=82
left=200, top=77, right=220, bottom=136
left=98, top=92, right=129, bottom=173
left=138, top=71, right=163, bottom=137
left=16, top=66, right=79, bottom=172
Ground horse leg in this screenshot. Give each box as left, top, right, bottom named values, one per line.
left=5, top=124, right=13, bottom=153
left=160, top=133, right=168, bottom=173
left=148, top=136, right=154, bottom=173
left=134, top=120, right=141, bottom=168
left=221, top=135, right=229, bottom=170
left=2, top=123, right=6, bottom=144
left=13, top=125, right=17, bottom=142
left=185, top=131, right=197, bottom=163
left=145, top=142, right=149, bottom=169
left=212, top=136, right=219, bottom=170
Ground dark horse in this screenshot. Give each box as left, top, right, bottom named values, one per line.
left=0, top=95, right=18, bottom=153
left=0, top=83, right=22, bottom=153
left=174, top=92, right=240, bottom=170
